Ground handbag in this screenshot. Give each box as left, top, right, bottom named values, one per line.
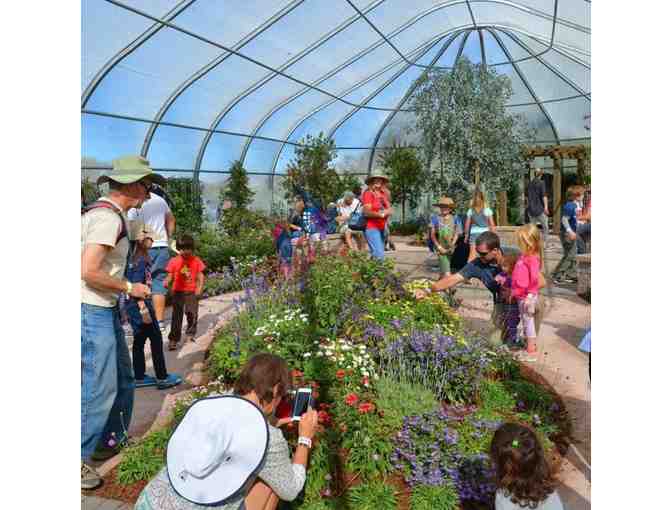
left=348, top=201, right=366, bottom=231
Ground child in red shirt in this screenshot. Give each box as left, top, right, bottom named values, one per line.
left=164, top=234, right=206, bottom=350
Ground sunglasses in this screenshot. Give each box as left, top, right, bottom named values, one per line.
left=476, top=250, right=491, bottom=258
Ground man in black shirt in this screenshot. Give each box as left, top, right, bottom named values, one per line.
left=526, top=168, right=549, bottom=241
left=415, top=231, right=544, bottom=347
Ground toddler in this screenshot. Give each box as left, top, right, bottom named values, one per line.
left=495, top=253, right=522, bottom=349
left=512, top=224, right=542, bottom=362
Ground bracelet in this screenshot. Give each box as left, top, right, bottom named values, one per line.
left=125, top=281, right=133, bottom=294
left=298, top=436, right=312, bottom=449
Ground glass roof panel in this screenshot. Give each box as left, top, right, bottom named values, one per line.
left=470, top=2, right=553, bottom=39
left=514, top=56, right=584, bottom=101
left=482, top=29, right=509, bottom=65
left=200, top=134, right=246, bottom=172
left=86, top=25, right=222, bottom=119
left=244, top=139, right=285, bottom=172
left=506, top=104, right=555, bottom=141
left=493, top=64, right=535, bottom=105
left=331, top=107, right=389, bottom=147
left=82, top=113, right=146, bottom=164
left=146, top=124, right=204, bottom=169
left=556, top=0, right=591, bottom=28
left=541, top=96, right=590, bottom=139
left=460, top=30, right=483, bottom=65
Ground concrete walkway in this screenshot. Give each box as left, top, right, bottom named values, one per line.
left=388, top=235, right=591, bottom=510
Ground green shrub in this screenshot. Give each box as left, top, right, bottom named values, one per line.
left=305, top=256, right=356, bottom=334
left=117, top=427, right=172, bottom=485
left=347, top=480, right=397, bottom=510
left=375, top=376, right=439, bottom=431
left=410, top=483, right=460, bottom=510
left=479, top=379, right=516, bottom=416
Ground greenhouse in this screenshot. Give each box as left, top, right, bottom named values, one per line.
left=81, top=1, right=590, bottom=509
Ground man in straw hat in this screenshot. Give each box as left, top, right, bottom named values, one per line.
left=81, top=155, right=165, bottom=489
left=361, top=172, right=393, bottom=260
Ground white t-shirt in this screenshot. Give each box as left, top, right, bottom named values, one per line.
left=127, top=192, right=171, bottom=247
left=337, top=197, right=360, bottom=220
left=81, top=198, right=130, bottom=307
left=496, top=490, right=564, bottom=510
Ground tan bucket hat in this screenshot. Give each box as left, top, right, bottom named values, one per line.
left=97, top=155, right=166, bottom=186
left=365, top=171, right=389, bottom=185
left=433, top=197, right=456, bottom=208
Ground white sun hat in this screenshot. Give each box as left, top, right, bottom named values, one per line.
left=166, top=395, right=269, bottom=506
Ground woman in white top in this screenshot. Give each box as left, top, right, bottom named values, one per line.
left=490, top=423, right=564, bottom=510
left=464, top=189, right=496, bottom=262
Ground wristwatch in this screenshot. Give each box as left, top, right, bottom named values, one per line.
left=298, top=436, right=312, bottom=449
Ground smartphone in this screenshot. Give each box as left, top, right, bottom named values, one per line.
left=292, top=388, right=314, bottom=421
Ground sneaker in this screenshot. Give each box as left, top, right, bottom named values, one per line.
left=135, top=375, right=158, bottom=388
left=564, top=277, right=578, bottom=283
left=159, top=321, right=168, bottom=334
left=157, top=373, right=182, bottom=390
left=552, top=277, right=564, bottom=285
left=81, top=462, right=102, bottom=490
left=91, top=443, right=121, bottom=462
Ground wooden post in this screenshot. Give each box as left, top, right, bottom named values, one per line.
left=497, top=191, right=508, bottom=226
left=552, top=153, right=562, bottom=235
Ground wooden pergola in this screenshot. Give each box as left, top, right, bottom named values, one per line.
left=492, top=144, right=588, bottom=232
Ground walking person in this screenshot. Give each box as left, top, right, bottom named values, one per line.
left=552, top=186, right=584, bottom=284
left=81, top=155, right=164, bottom=489
left=165, top=234, right=206, bottom=350
left=464, top=189, right=496, bottom=262
left=128, top=184, right=176, bottom=334
left=361, top=172, right=392, bottom=261
left=526, top=168, right=550, bottom=242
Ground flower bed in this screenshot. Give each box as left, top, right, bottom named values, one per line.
left=115, top=253, right=570, bottom=509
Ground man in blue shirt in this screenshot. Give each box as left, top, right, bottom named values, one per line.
left=415, top=231, right=544, bottom=347
left=552, top=186, right=584, bottom=284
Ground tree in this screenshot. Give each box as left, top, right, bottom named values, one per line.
left=409, top=57, right=534, bottom=196
left=378, top=141, right=424, bottom=223
left=219, top=160, right=254, bottom=215
left=281, top=133, right=356, bottom=209
left=166, top=177, right=204, bottom=234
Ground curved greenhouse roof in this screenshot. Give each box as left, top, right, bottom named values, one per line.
left=82, top=0, right=590, bottom=183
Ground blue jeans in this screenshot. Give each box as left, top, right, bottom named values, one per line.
left=365, top=228, right=385, bottom=260
left=149, top=247, right=171, bottom=295
left=81, top=303, right=135, bottom=460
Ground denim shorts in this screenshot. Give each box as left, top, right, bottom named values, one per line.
left=148, top=247, right=171, bottom=295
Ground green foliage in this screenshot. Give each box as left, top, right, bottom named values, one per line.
left=208, top=331, right=256, bottom=383
left=219, top=160, right=255, bottom=213
left=506, top=178, right=522, bottom=225
left=166, top=177, right=204, bottom=234
left=410, top=483, right=460, bottom=510
left=305, top=256, right=356, bottom=334
left=81, top=177, right=100, bottom=205
left=281, top=133, right=356, bottom=209
left=388, top=220, right=423, bottom=236
left=478, top=379, right=516, bottom=415
left=410, top=57, right=534, bottom=194
left=116, top=427, right=172, bottom=485
left=378, top=142, right=425, bottom=223
left=375, top=376, right=439, bottom=431
left=346, top=480, right=397, bottom=510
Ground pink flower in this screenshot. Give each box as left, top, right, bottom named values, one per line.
left=344, top=393, right=359, bottom=406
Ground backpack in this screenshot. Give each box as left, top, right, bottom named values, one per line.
left=348, top=201, right=366, bottom=231
left=82, top=200, right=128, bottom=245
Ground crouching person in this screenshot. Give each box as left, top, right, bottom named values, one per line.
left=135, top=353, right=319, bottom=510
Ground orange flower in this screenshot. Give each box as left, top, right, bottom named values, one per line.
left=358, top=402, right=376, bottom=414
left=335, top=369, right=346, bottom=380
left=344, top=393, right=359, bottom=406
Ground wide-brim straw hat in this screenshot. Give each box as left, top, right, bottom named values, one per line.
left=433, top=197, right=456, bottom=209
left=97, top=155, right=166, bottom=187
left=365, top=172, right=389, bottom=185
left=166, top=395, right=269, bottom=506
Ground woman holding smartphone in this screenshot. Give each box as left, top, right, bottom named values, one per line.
left=135, top=353, right=318, bottom=510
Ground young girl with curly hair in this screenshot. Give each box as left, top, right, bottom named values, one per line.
left=490, top=423, right=564, bottom=510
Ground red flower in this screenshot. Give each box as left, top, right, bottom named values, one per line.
left=318, top=410, right=331, bottom=426
left=361, top=376, right=370, bottom=387
left=310, top=381, right=320, bottom=389
left=358, top=402, right=376, bottom=414
left=318, top=402, right=331, bottom=411
left=335, top=369, right=346, bottom=380
left=344, top=393, right=359, bottom=406
left=290, top=369, right=303, bottom=378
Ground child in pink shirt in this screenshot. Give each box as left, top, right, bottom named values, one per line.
left=512, top=224, right=542, bottom=362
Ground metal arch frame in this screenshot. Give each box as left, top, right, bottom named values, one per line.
left=486, top=28, right=559, bottom=144
left=365, top=31, right=471, bottom=175
left=140, top=0, right=308, bottom=157
left=235, top=27, right=448, bottom=172
left=81, top=0, right=196, bottom=108
left=264, top=30, right=467, bottom=179
left=499, top=29, right=590, bottom=100
left=340, top=0, right=586, bottom=70
left=324, top=36, right=455, bottom=147
left=477, top=28, right=487, bottom=64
